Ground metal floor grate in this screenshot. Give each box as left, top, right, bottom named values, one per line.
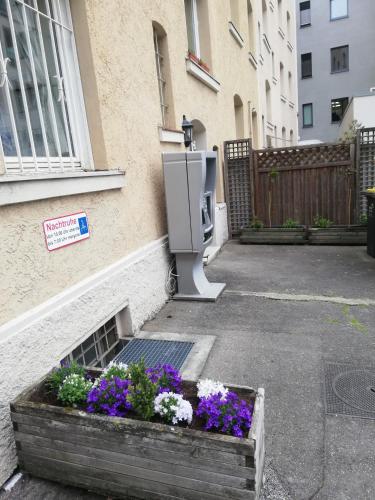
left=324, top=362, right=375, bottom=419
left=113, top=338, right=194, bottom=370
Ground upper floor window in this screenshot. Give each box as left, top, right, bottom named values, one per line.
left=185, top=0, right=200, bottom=58
left=299, top=1, right=311, bottom=27
left=331, top=45, right=349, bottom=73
left=247, top=0, right=255, bottom=52
left=277, top=0, right=283, bottom=27
left=153, top=23, right=173, bottom=129
left=330, top=0, right=348, bottom=20
left=184, top=0, right=211, bottom=68
left=302, top=103, right=313, bottom=127
left=331, top=97, right=348, bottom=122
left=301, top=52, right=312, bottom=78
left=0, top=0, right=91, bottom=174
left=230, top=0, right=240, bottom=28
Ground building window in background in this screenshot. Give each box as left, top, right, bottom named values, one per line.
left=299, top=1, right=311, bottom=27
left=330, top=0, right=348, bottom=20
left=331, top=97, right=349, bottom=122
left=301, top=52, right=312, bottom=78
left=331, top=45, right=349, bottom=73
left=302, top=103, right=313, bottom=127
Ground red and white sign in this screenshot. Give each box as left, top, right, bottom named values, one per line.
left=43, top=212, right=90, bottom=251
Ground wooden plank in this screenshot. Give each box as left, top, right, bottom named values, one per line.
left=257, top=160, right=352, bottom=174
left=13, top=417, right=248, bottom=467
left=11, top=404, right=254, bottom=455
left=16, top=432, right=254, bottom=487
left=19, top=454, right=230, bottom=500
left=19, top=452, right=255, bottom=500
left=18, top=459, right=179, bottom=500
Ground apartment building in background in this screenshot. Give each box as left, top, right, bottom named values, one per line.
left=0, top=0, right=297, bottom=483
left=296, top=0, right=375, bottom=143
left=250, top=0, right=299, bottom=147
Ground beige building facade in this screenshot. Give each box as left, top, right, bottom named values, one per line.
left=0, top=0, right=297, bottom=483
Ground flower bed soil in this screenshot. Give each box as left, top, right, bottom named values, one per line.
left=27, top=376, right=256, bottom=435
left=11, top=370, right=265, bottom=500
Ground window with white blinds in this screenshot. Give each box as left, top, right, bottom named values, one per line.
left=0, top=0, right=91, bottom=174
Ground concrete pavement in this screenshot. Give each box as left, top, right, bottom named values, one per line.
left=2, top=242, right=375, bottom=499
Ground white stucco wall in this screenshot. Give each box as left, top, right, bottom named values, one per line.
left=339, top=94, right=375, bottom=139
left=0, top=236, right=170, bottom=484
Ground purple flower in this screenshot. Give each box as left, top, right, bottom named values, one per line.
left=196, top=391, right=253, bottom=438
left=86, top=377, right=132, bottom=417
left=146, top=364, right=182, bottom=394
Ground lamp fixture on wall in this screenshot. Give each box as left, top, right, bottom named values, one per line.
left=182, top=115, right=193, bottom=149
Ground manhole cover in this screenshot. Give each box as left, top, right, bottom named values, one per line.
left=333, top=370, right=375, bottom=413
left=113, top=338, right=194, bottom=370
left=324, top=362, right=375, bottom=419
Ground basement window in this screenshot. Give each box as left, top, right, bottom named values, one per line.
left=61, top=316, right=124, bottom=368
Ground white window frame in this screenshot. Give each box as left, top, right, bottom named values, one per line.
left=0, top=0, right=92, bottom=175
left=153, top=27, right=168, bottom=128
left=185, top=0, right=200, bottom=59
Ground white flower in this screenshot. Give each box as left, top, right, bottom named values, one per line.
left=103, top=361, right=128, bottom=374
left=197, top=379, right=228, bottom=400
left=154, top=392, right=193, bottom=425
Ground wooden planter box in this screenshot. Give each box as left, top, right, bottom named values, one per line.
left=11, top=374, right=265, bottom=500
left=240, top=227, right=307, bottom=245
left=309, top=225, right=367, bottom=245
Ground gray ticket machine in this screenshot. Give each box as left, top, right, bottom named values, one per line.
left=162, top=151, right=226, bottom=301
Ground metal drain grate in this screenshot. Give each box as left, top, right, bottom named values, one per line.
left=113, top=339, right=194, bottom=370
left=324, top=362, right=375, bottom=419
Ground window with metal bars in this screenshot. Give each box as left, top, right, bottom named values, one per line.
left=153, top=25, right=168, bottom=128
left=0, top=0, right=91, bottom=174
left=61, top=316, right=123, bottom=368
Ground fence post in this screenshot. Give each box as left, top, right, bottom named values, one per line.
left=354, top=131, right=361, bottom=223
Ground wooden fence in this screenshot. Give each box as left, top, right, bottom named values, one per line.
left=224, top=139, right=356, bottom=236
left=356, top=127, right=375, bottom=217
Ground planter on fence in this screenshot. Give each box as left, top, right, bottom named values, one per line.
left=309, top=225, right=367, bottom=245
left=11, top=371, right=265, bottom=500
left=240, top=226, right=307, bottom=245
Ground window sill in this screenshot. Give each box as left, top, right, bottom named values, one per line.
left=330, top=69, right=349, bottom=75
left=0, top=170, right=125, bottom=206
left=262, top=34, right=272, bottom=54
left=278, top=26, right=285, bottom=39
left=159, top=128, right=184, bottom=144
left=330, top=15, right=349, bottom=22
left=185, top=58, right=220, bottom=93
left=300, top=23, right=311, bottom=28
left=228, top=22, right=244, bottom=48
left=248, top=51, right=258, bottom=69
